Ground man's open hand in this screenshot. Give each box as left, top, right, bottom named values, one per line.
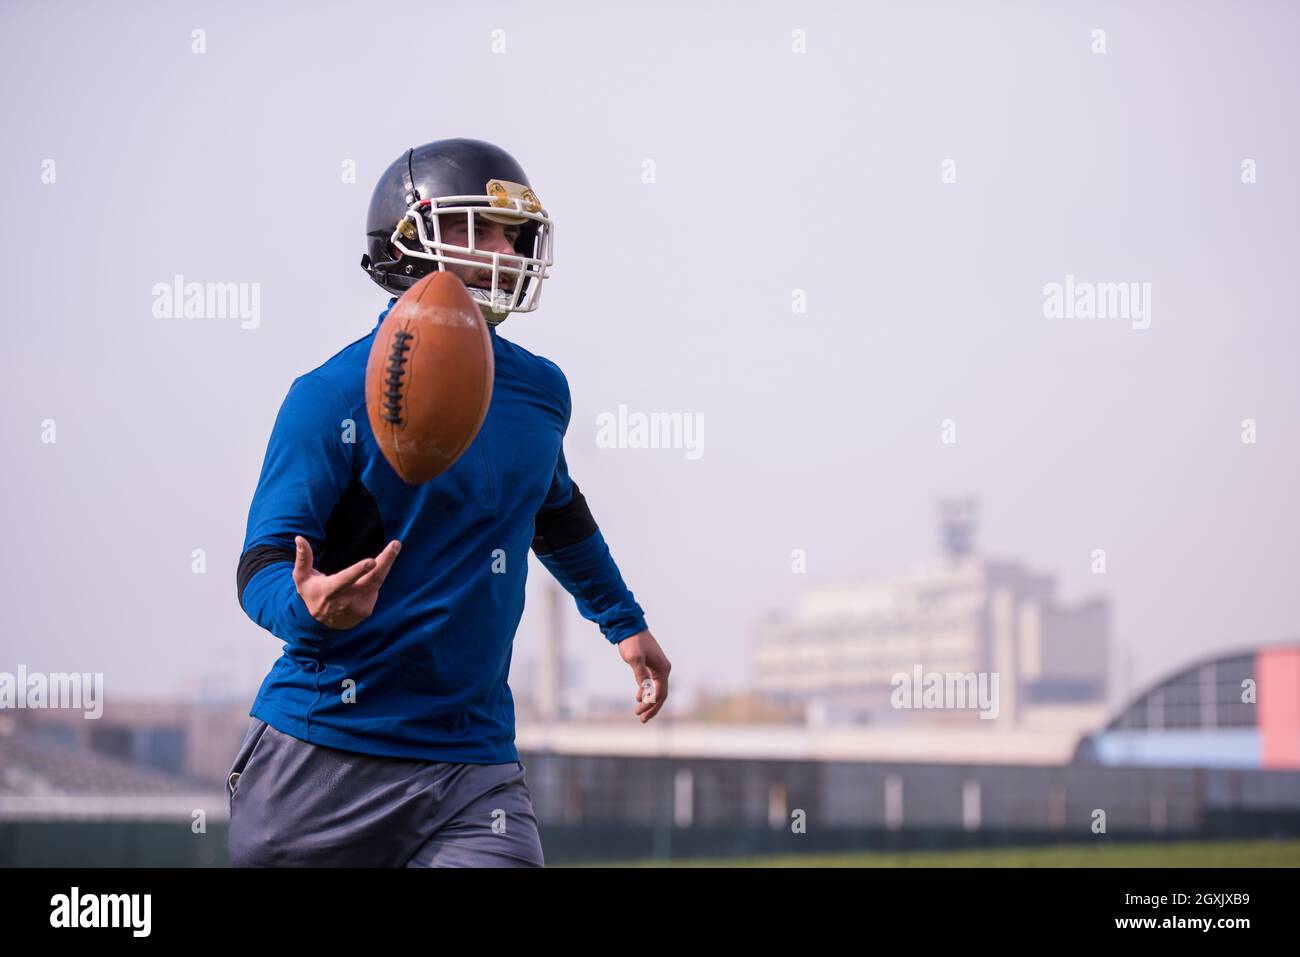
left=292, top=535, right=402, bottom=630
left=618, top=629, right=670, bottom=723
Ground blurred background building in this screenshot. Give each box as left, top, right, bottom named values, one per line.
left=751, top=499, right=1109, bottom=756
left=1075, top=646, right=1300, bottom=770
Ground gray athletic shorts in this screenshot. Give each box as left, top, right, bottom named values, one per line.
left=226, top=717, right=544, bottom=868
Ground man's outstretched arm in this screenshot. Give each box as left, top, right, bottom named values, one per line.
left=531, top=444, right=670, bottom=722
left=236, top=373, right=398, bottom=644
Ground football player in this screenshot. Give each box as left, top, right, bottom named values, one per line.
left=227, top=138, right=671, bottom=867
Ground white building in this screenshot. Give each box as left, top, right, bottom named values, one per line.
left=754, top=501, right=1109, bottom=729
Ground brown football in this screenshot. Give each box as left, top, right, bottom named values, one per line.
left=365, top=271, right=494, bottom=485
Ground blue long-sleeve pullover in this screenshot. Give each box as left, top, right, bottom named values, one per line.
left=236, top=298, right=647, bottom=763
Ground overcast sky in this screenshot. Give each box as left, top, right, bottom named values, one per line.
left=2, top=0, right=1297, bottom=714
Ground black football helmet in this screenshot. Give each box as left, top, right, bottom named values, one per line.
left=360, top=138, right=554, bottom=323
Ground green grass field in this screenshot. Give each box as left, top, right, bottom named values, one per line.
left=572, top=839, right=1300, bottom=868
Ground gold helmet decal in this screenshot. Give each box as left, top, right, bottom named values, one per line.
left=482, top=179, right=542, bottom=224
